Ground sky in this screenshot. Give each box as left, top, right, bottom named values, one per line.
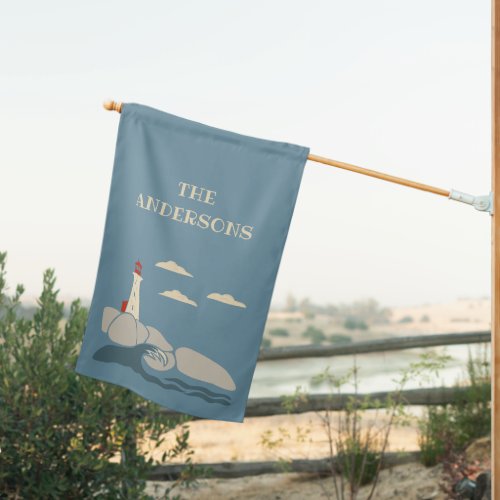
left=0, top=0, right=492, bottom=308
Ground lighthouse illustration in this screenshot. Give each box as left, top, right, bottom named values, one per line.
left=121, top=260, right=143, bottom=319
left=97, top=259, right=237, bottom=395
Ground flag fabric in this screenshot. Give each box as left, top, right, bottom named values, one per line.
left=76, top=103, right=309, bottom=422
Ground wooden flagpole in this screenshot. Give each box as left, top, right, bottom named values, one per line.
left=492, top=0, right=499, bottom=494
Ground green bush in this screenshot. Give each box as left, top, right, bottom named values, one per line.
left=301, top=326, right=326, bottom=345
left=269, top=328, right=289, bottom=337
left=418, top=346, right=491, bottom=466
left=261, top=337, right=272, bottom=349
left=343, top=317, right=368, bottom=330
left=0, top=252, right=193, bottom=498
left=327, top=334, right=352, bottom=344
left=338, top=438, right=380, bottom=486
left=418, top=407, right=454, bottom=466
left=398, top=315, right=414, bottom=324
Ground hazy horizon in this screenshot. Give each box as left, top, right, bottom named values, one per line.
left=13, top=289, right=492, bottom=311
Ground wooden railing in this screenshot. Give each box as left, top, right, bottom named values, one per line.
left=149, top=451, right=421, bottom=480
left=148, top=331, right=491, bottom=479
left=257, top=331, right=491, bottom=361
left=159, top=385, right=486, bottom=419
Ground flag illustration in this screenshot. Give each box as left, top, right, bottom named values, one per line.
left=76, top=103, right=308, bottom=422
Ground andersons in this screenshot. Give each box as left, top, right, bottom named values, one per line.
left=136, top=182, right=254, bottom=240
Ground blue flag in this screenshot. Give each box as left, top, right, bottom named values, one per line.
left=76, top=103, right=309, bottom=422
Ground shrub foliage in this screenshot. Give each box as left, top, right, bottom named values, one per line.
left=418, top=346, right=491, bottom=466
left=0, top=252, right=191, bottom=498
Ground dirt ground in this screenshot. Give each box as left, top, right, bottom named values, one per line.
left=143, top=411, right=445, bottom=499
left=146, top=462, right=446, bottom=499
left=143, top=410, right=421, bottom=464
left=145, top=435, right=491, bottom=499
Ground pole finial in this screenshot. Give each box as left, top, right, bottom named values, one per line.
left=103, top=100, right=122, bottom=113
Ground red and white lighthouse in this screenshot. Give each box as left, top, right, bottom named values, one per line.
left=121, top=260, right=143, bottom=320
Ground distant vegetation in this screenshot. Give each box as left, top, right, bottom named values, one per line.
left=269, top=328, right=289, bottom=337
left=284, top=294, right=392, bottom=328
left=398, top=315, right=414, bottom=324
left=327, top=333, right=352, bottom=344
left=0, top=303, right=37, bottom=320
left=343, top=317, right=368, bottom=330
left=302, top=325, right=326, bottom=345
left=261, top=338, right=272, bottom=349
left=420, top=314, right=431, bottom=323
left=0, top=302, right=89, bottom=321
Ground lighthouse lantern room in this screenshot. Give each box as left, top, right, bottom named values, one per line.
left=123, top=260, right=143, bottom=320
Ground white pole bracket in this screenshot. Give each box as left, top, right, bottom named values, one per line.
left=448, top=190, right=493, bottom=215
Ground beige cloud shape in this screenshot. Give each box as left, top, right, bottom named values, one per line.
left=207, top=293, right=246, bottom=309
left=159, top=290, right=198, bottom=307
left=155, top=260, right=193, bottom=278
